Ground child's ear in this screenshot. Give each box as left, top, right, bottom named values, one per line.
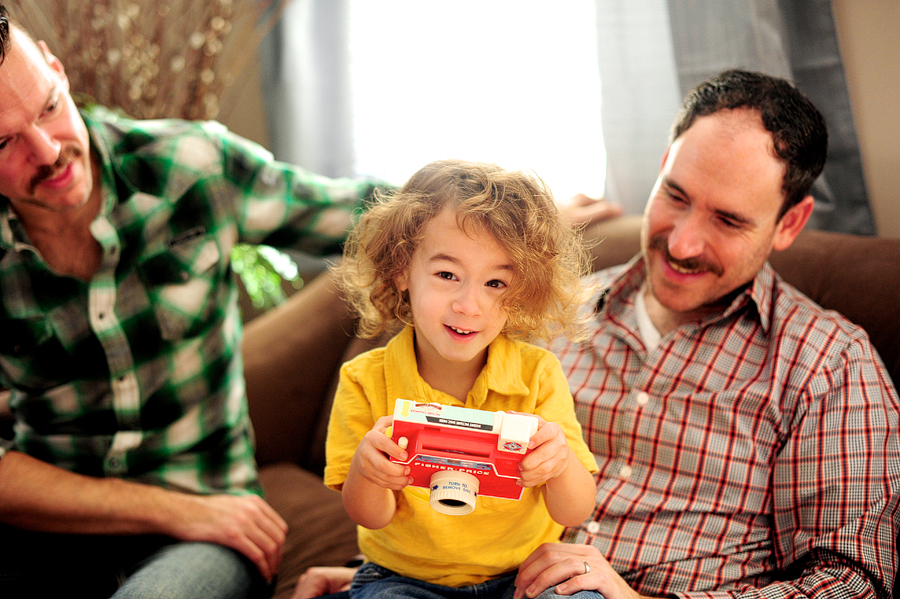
left=395, top=270, right=409, bottom=292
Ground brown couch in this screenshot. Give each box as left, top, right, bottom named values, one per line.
left=245, top=214, right=900, bottom=599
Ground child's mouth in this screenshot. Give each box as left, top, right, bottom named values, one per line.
left=447, top=325, right=475, bottom=336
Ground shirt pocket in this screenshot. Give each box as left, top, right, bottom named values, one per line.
left=138, top=232, right=223, bottom=341
left=0, top=315, right=53, bottom=358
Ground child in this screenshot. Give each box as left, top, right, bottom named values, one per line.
left=325, top=159, right=601, bottom=599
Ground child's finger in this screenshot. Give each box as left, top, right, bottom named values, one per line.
left=371, top=415, right=394, bottom=434
left=528, top=420, right=563, bottom=449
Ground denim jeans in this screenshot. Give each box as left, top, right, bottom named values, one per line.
left=349, top=562, right=603, bottom=599
left=0, top=526, right=269, bottom=599
left=113, top=540, right=270, bottom=599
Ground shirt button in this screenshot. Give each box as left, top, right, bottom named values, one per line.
left=636, top=391, right=650, bottom=406
left=619, top=465, right=633, bottom=479
left=586, top=521, right=601, bottom=534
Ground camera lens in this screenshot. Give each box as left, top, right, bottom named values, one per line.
left=429, top=470, right=479, bottom=515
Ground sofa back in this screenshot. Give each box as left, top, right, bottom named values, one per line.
left=584, top=215, right=900, bottom=388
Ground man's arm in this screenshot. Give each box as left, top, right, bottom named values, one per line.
left=0, top=450, right=288, bottom=581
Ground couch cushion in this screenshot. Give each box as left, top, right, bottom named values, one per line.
left=259, top=463, right=359, bottom=599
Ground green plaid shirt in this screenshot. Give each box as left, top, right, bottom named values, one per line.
left=0, top=106, right=383, bottom=495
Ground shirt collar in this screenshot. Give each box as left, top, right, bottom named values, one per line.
left=386, top=325, right=530, bottom=409
left=80, top=106, right=130, bottom=218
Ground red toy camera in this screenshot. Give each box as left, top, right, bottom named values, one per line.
left=389, top=398, right=539, bottom=515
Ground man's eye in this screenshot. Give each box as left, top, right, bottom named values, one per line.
left=42, top=97, right=60, bottom=118
left=719, top=217, right=741, bottom=229
left=0, top=138, right=9, bottom=152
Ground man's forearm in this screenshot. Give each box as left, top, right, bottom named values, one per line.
left=0, top=449, right=289, bottom=580
left=0, top=450, right=173, bottom=535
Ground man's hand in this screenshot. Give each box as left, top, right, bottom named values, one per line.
left=165, top=492, right=288, bottom=582
left=560, top=194, right=623, bottom=227
left=514, top=542, right=647, bottom=599
left=291, top=565, right=357, bottom=599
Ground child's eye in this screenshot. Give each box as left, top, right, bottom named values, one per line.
left=486, top=279, right=507, bottom=289
left=437, top=271, right=457, bottom=281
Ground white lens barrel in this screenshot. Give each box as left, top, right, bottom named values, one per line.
left=429, top=471, right=479, bottom=515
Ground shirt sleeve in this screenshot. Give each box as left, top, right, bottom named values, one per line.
left=534, top=353, right=600, bottom=475
left=212, top=122, right=390, bottom=256
left=677, top=335, right=900, bottom=599
left=323, top=354, right=389, bottom=491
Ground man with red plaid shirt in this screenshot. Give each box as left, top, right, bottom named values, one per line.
left=512, top=70, right=899, bottom=599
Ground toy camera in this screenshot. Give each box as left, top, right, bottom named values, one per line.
left=389, top=398, right=539, bottom=515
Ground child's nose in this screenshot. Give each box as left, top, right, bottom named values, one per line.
left=452, top=284, right=482, bottom=316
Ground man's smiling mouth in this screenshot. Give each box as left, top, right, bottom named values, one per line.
left=668, top=259, right=703, bottom=275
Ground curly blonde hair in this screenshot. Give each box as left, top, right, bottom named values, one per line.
left=335, top=159, right=592, bottom=342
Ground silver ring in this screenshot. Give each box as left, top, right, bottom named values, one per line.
left=582, top=560, right=591, bottom=575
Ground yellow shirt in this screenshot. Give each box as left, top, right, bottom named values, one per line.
left=325, top=326, right=598, bottom=587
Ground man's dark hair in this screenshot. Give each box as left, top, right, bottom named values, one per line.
left=0, top=4, right=10, bottom=65
left=672, top=69, right=828, bottom=217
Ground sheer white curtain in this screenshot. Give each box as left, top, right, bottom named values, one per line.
left=260, top=0, right=872, bottom=234
left=594, top=0, right=875, bottom=234
left=260, top=0, right=606, bottom=203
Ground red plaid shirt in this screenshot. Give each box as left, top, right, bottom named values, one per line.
left=550, top=258, right=900, bottom=599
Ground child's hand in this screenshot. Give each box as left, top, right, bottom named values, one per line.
left=349, top=415, right=412, bottom=491
left=514, top=414, right=571, bottom=488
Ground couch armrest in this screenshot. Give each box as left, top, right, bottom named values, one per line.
left=242, top=271, right=358, bottom=472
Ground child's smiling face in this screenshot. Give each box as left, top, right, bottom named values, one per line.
left=396, top=205, right=512, bottom=385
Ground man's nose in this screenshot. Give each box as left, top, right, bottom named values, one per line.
left=666, top=214, right=705, bottom=260
left=25, top=124, right=62, bottom=166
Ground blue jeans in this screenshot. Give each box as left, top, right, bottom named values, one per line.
left=113, top=540, right=270, bottom=599
left=349, top=562, right=603, bottom=599
left=0, top=527, right=269, bottom=599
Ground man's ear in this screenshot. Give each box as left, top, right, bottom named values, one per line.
left=659, top=146, right=671, bottom=172
left=772, top=195, right=815, bottom=251
left=37, top=40, right=67, bottom=81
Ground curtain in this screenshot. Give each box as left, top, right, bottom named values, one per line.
left=258, top=0, right=354, bottom=177
left=259, top=0, right=873, bottom=234
left=595, top=0, right=875, bottom=234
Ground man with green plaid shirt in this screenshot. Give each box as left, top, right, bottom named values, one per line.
left=0, top=6, right=384, bottom=597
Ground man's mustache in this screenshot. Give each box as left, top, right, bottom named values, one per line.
left=27, top=146, right=82, bottom=195
left=648, top=234, right=723, bottom=276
